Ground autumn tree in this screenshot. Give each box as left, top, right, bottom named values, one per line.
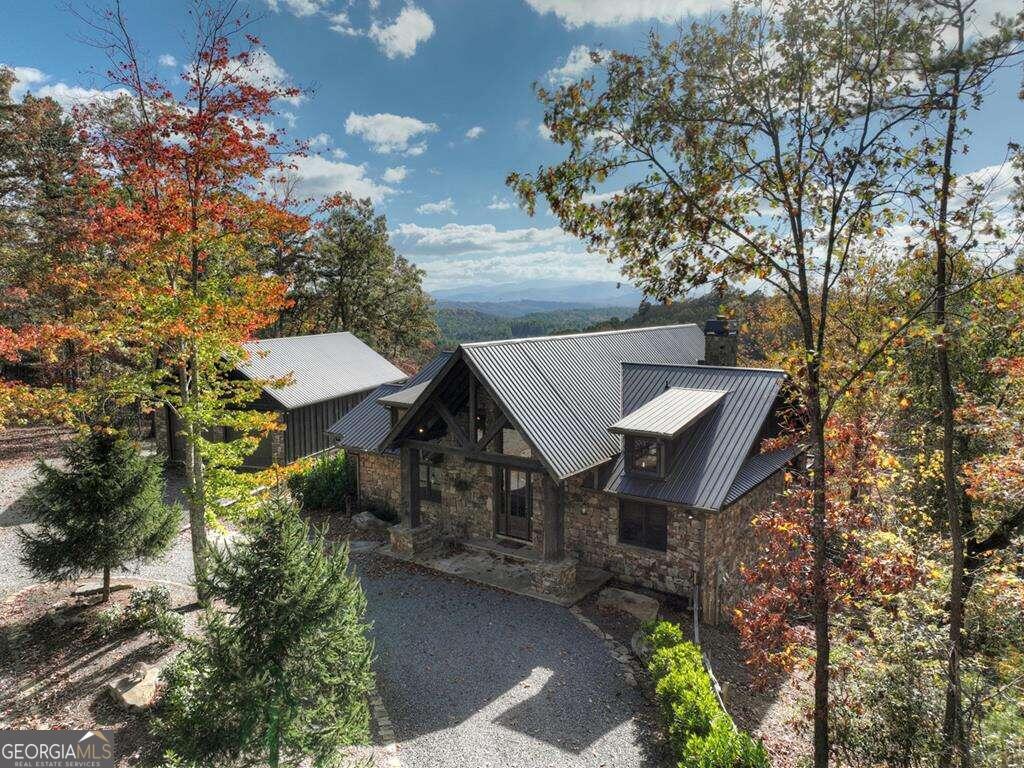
left=508, top=1, right=939, bottom=763
left=65, top=1, right=308, bottom=599
left=268, top=193, right=437, bottom=362
left=905, top=2, right=1024, bottom=762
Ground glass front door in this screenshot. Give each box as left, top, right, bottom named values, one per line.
left=496, top=467, right=531, bottom=540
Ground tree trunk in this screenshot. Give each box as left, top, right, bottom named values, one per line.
left=808, top=394, right=831, bottom=768
left=102, top=566, right=110, bottom=603
left=180, top=361, right=209, bottom=604
left=935, top=19, right=969, bottom=765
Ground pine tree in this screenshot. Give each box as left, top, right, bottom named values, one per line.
left=158, top=498, right=373, bottom=768
left=19, top=431, right=179, bottom=601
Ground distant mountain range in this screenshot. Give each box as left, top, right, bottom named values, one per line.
left=430, top=280, right=645, bottom=308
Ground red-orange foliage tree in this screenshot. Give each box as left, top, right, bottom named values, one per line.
left=6, top=1, right=310, bottom=597
left=735, top=418, right=920, bottom=682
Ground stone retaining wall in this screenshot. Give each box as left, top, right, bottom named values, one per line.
left=356, top=452, right=402, bottom=513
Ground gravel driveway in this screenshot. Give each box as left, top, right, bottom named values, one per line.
left=0, top=433, right=197, bottom=598
left=354, top=555, right=667, bottom=768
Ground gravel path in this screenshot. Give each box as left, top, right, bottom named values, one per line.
left=354, top=555, right=667, bottom=768
left=0, top=446, right=197, bottom=599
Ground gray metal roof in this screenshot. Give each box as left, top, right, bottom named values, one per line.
left=722, top=445, right=801, bottom=506
left=239, top=332, right=407, bottom=410
left=461, top=325, right=706, bottom=479
left=609, top=388, right=727, bottom=439
left=328, top=351, right=453, bottom=453
left=604, top=364, right=786, bottom=510
left=377, top=380, right=430, bottom=408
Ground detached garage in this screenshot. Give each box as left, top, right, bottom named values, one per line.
left=156, top=332, right=408, bottom=468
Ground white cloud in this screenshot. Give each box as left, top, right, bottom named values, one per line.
left=368, top=4, right=435, bottom=59
left=158, top=54, right=178, bottom=68
left=465, top=125, right=485, bottom=140
left=392, top=222, right=573, bottom=255
left=344, top=111, right=438, bottom=155
left=537, top=122, right=553, bottom=141
left=961, top=162, right=1018, bottom=211
left=383, top=165, right=408, bottom=183
left=546, top=44, right=601, bottom=85
left=328, top=11, right=360, bottom=36
left=36, top=82, right=131, bottom=111
left=7, top=65, right=47, bottom=100
left=524, top=0, right=711, bottom=27
left=582, top=188, right=624, bottom=204
left=281, top=111, right=298, bottom=128
left=283, top=154, right=393, bottom=202
left=416, top=197, right=457, bottom=215
left=487, top=195, right=514, bottom=210
left=263, top=0, right=331, bottom=17
left=307, top=132, right=331, bottom=148
left=417, top=249, right=620, bottom=291
left=236, top=48, right=304, bottom=105
left=330, top=147, right=348, bottom=159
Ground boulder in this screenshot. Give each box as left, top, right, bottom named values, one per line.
left=352, top=510, right=388, bottom=532
left=596, top=587, right=659, bottom=622
left=106, top=662, right=160, bottom=711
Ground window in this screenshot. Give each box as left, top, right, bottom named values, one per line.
left=618, top=501, right=668, bottom=551
left=627, top=437, right=663, bottom=476
left=418, top=453, right=443, bottom=503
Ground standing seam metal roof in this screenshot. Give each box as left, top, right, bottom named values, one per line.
left=609, top=388, right=728, bottom=438
left=461, top=324, right=706, bottom=479
left=604, top=363, right=786, bottom=510
left=239, top=332, right=407, bottom=410
left=723, top=445, right=801, bottom=506
left=327, top=351, right=453, bottom=453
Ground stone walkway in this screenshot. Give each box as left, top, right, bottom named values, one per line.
left=353, top=552, right=668, bottom=768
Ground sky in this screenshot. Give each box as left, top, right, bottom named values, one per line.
left=3, top=0, right=1023, bottom=295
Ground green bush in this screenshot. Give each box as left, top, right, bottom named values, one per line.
left=126, top=586, right=183, bottom=646
left=287, top=452, right=352, bottom=513
left=644, top=621, right=770, bottom=768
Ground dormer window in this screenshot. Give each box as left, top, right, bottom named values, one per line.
left=627, top=436, right=663, bottom=476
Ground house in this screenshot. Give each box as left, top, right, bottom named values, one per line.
left=155, top=332, right=407, bottom=468
left=328, top=321, right=800, bottom=623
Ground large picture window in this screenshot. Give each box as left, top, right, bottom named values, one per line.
left=418, top=453, right=443, bottom=503
left=618, top=501, right=668, bottom=551
left=627, top=437, right=663, bottom=476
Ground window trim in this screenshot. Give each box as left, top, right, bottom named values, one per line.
left=626, top=435, right=664, bottom=477
left=617, top=500, right=668, bottom=552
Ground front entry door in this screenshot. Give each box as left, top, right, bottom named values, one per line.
left=496, top=467, right=532, bottom=541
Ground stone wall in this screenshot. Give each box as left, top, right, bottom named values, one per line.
left=355, top=451, right=403, bottom=514
left=701, top=467, right=785, bottom=624
left=419, top=452, right=494, bottom=539
left=563, top=474, right=705, bottom=596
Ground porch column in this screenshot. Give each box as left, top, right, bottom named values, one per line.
left=400, top=445, right=420, bottom=527
left=540, top=475, right=565, bottom=561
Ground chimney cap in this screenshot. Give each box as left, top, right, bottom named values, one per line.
left=704, top=316, right=732, bottom=336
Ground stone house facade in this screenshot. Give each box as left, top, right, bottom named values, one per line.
left=333, top=322, right=800, bottom=624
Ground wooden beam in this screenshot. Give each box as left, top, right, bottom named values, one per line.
left=478, top=413, right=508, bottom=451
left=403, top=439, right=543, bottom=472
left=541, top=475, right=565, bottom=561
left=434, top=400, right=471, bottom=448
left=468, top=379, right=477, bottom=445
left=400, top=445, right=420, bottom=528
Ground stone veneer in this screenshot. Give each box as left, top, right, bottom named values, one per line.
left=563, top=466, right=787, bottom=625
left=355, top=451, right=403, bottom=513
left=701, top=468, right=785, bottom=624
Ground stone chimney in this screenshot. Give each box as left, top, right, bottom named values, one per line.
left=702, top=315, right=738, bottom=366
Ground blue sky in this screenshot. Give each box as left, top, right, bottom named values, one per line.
left=3, top=0, right=1022, bottom=294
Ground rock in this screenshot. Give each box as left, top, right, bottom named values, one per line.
left=51, top=612, right=86, bottom=628
left=352, top=510, right=388, bottom=532
left=106, top=662, right=160, bottom=711
left=631, top=628, right=653, bottom=664
left=596, top=587, right=659, bottom=622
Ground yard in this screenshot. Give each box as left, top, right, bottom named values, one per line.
left=0, top=426, right=805, bottom=767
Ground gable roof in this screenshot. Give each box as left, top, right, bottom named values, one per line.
left=420, top=324, right=707, bottom=479
left=604, top=363, right=787, bottom=511
left=327, top=351, right=453, bottom=453
left=238, top=332, right=407, bottom=410
left=609, top=387, right=727, bottom=439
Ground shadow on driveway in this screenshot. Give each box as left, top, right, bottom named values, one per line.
left=354, top=554, right=668, bottom=768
